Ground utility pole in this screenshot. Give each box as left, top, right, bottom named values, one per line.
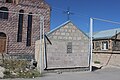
left=39, top=15, right=44, bottom=74
left=90, top=18, right=93, bottom=72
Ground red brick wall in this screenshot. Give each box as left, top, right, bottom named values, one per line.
left=0, top=0, right=50, bottom=59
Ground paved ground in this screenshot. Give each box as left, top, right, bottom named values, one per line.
left=1, top=66, right=120, bottom=80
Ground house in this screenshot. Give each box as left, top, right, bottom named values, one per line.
left=45, top=21, right=89, bottom=69
left=0, top=0, right=50, bottom=60
left=93, top=28, right=120, bottom=67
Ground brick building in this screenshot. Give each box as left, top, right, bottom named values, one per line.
left=0, top=0, right=50, bottom=59
left=45, top=21, right=89, bottom=69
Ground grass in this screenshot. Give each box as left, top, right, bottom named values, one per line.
left=1, top=59, right=41, bottom=78
left=94, top=61, right=101, bottom=64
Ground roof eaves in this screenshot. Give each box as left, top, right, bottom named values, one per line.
left=93, top=36, right=112, bottom=40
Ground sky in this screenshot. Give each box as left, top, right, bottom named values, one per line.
left=45, top=0, right=120, bottom=32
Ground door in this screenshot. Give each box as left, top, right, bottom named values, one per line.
left=0, top=32, right=6, bottom=53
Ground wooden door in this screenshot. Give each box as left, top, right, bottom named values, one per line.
left=0, top=37, right=6, bottom=53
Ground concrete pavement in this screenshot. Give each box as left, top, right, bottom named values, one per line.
left=1, top=67, right=120, bottom=80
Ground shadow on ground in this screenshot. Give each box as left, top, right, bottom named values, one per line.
left=92, top=66, right=102, bottom=71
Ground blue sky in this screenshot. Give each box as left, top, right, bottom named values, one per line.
left=45, top=0, right=120, bottom=32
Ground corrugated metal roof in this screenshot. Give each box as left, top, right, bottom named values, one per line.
left=93, top=28, right=120, bottom=39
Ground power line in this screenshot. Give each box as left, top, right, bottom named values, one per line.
left=0, top=10, right=42, bottom=16
left=1, top=7, right=120, bottom=25
left=51, top=6, right=120, bottom=25
left=93, top=17, right=120, bottom=25
left=52, top=7, right=90, bottom=18
left=52, top=7, right=65, bottom=11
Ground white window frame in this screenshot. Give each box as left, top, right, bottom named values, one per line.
left=101, top=41, right=108, bottom=50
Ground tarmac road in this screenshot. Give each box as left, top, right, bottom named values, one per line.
left=1, top=67, right=120, bottom=80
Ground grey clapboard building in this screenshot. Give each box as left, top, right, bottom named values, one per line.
left=45, top=21, right=89, bottom=69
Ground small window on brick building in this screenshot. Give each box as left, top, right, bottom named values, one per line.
left=102, top=41, right=108, bottom=50
left=67, top=42, right=72, bottom=53
left=26, top=12, right=32, bottom=46
left=6, top=0, right=13, bottom=3
left=0, top=7, right=9, bottom=19
left=17, top=9, right=24, bottom=42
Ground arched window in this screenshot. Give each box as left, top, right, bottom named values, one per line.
left=17, top=9, right=24, bottom=42
left=6, top=0, right=13, bottom=3
left=0, top=7, right=9, bottom=19
left=26, top=12, right=32, bottom=46
left=0, top=32, right=6, bottom=37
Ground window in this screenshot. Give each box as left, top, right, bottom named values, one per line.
left=0, top=7, right=9, bottom=19
left=17, top=10, right=24, bottom=42
left=67, top=42, right=72, bottom=53
left=26, top=12, right=32, bottom=46
left=92, top=42, right=94, bottom=49
left=6, top=0, right=13, bottom=3
left=102, top=41, right=108, bottom=50
left=0, top=32, right=6, bottom=37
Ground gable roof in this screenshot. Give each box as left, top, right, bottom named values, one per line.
left=47, top=20, right=71, bottom=36
left=47, top=20, right=88, bottom=37
left=93, top=28, right=120, bottom=39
